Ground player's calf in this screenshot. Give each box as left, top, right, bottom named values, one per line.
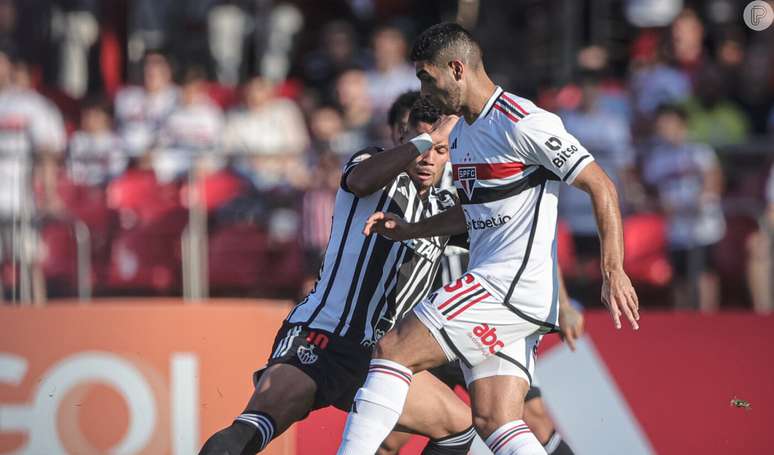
left=469, top=376, right=545, bottom=455
left=199, top=364, right=316, bottom=454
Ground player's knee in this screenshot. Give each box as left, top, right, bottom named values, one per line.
left=523, top=399, right=554, bottom=444
left=473, top=408, right=519, bottom=439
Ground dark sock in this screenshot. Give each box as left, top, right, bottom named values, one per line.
left=544, top=431, right=575, bottom=455
left=199, top=411, right=277, bottom=455
left=421, top=426, right=477, bottom=454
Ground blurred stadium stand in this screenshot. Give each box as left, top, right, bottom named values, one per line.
left=0, top=0, right=772, bottom=314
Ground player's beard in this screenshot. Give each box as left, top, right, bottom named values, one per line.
left=439, top=85, right=462, bottom=115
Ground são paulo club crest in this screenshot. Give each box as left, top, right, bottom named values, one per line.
left=457, top=166, right=477, bottom=200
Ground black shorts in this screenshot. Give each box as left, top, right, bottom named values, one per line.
left=428, top=361, right=542, bottom=401
left=253, top=322, right=371, bottom=412
left=670, top=244, right=716, bottom=279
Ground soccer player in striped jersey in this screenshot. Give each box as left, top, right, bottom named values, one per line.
left=200, top=93, right=480, bottom=455
left=336, top=23, right=639, bottom=455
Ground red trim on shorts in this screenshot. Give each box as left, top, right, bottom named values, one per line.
left=446, top=292, right=491, bottom=320
left=437, top=283, right=482, bottom=310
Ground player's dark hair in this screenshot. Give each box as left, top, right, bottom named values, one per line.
left=654, top=103, right=688, bottom=121
left=410, top=22, right=482, bottom=66
left=387, top=90, right=420, bottom=127
left=409, top=96, right=441, bottom=127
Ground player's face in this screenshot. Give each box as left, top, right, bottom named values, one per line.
left=390, top=111, right=410, bottom=146
left=405, top=121, right=449, bottom=190
left=415, top=61, right=462, bottom=115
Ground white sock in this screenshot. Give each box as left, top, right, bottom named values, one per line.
left=485, top=420, right=547, bottom=455
left=336, top=359, right=413, bottom=455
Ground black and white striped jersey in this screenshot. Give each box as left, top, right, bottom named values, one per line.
left=287, top=147, right=457, bottom=346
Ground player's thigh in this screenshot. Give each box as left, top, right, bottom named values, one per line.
left=374, top=312, right=449, bottom=372
left=468, top=374, right=531, bottom=439
left=378, top=431, right=413, bottom=455
left=523, top=394, right=554, bottom=444
left=394, top=370, right=472, bottom=439
left=246, top=363, right=317, bottom=435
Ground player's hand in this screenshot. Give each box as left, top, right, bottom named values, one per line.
left=558, top=304, right=584, bottom=351
left=429, top=114, right=459, bottom=144
left=364, top=212, right=413, bottom=240
left=601, top=268, right=640, bottom=330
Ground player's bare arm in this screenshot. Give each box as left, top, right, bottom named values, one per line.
left=572, top=161, right=640, bottom=330
left=364, top=203, right=467, bottom=240
left=346, top=114, right=458, bottom=197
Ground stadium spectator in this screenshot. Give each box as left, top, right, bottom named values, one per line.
left=668, top=8, right=705, bottom=79
left=641, top=105, right=725, bottom=312
left=335, top=68, right=376, bottom=150
left=683, top=64, right=750, bottom=147
left=153, top=67, right=223, bottom=183
left=223, top=76, right=308, bottom=189
left=0, top=48, right=66, bottom=303
left=746, top=165, right=774, bottom=314
left=308, top=104, right=367, bottom=160
left=559, top=74, right=638, bottom=268
left=628, top=31, right=691, bottom=119
left=365, top=26, right=419, bottom=118
left=300, top=20, right=369, bottom=95
left=0, top=49, right=66, bottom=217
left=67, top=99, right=126, bottom=186
left=299, top=150, right=340, bottom=296
left=114, top=51, right=180, bottom=157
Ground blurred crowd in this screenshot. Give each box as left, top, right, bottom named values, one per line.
left=0, top=0, right=772, bottom=313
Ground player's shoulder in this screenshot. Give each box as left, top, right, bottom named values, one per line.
left=345, top=146, right=383, bottom=164
left=490, top=91, right=562, bottom=134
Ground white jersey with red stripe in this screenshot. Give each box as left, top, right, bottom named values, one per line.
left=448, top=86, right=594, bottom=328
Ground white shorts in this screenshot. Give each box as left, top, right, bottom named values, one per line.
left=414, top=272, right=546, bottom=386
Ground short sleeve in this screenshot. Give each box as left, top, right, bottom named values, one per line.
left=340, top=146, right=383, bottom=193
left=510, top=112, right=595, bottom=184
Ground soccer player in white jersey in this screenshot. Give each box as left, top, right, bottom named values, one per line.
left=200, top=94, right=483, bottom=455
left=337, top=23, right=640, bottom=455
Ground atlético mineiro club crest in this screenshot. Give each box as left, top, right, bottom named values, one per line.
left=457, top=166, right=477, bottom=200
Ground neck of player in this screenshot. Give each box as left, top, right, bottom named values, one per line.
left=460, top=73, right=497, bottom=125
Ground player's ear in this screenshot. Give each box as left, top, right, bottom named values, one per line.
left=449, top=60, right=463, bottom=81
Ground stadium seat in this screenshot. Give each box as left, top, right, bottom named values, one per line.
left=208, top=223, right=270, bottom=295
left=622, top=214, right=672, bottom=287
left=105, top=216, right=186, bottom=295
left=107, top=168, right=184, bottom=227
left=180, top=168, right=250, bottom=213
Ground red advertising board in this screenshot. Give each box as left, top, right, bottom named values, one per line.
left=1, top=303, right=772, bottom=454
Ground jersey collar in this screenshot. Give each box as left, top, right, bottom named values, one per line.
left=474, top=86, right=503, bottom=123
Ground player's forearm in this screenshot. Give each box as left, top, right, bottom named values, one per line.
left=408, top=204, right=467, bottom=238
left=591, top=179, right=625, bottom=275
left=346, top=142, right=420, bottom=197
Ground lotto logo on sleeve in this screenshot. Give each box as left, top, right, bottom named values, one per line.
left=471, top=323, right=505, bottom=354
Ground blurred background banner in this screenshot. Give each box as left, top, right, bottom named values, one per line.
left=1, top=303, right=771, bottom=455
left=0, top=301, right=295, bottom=455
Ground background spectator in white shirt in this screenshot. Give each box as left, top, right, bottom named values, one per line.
left=114, top=51, right=180, bottom=157
left=641, top=104, right=725, bottom=312
left=223, top=76, right=308, bottom=189
left=67, top=98, right=126, bottom=187
left=154, top=67, right=223, bottom=183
